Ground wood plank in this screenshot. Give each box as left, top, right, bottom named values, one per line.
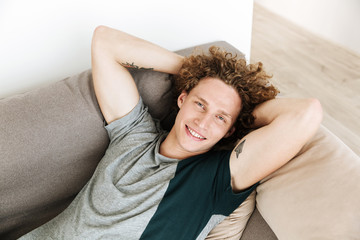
left=251, top=3, right=360, bottom=155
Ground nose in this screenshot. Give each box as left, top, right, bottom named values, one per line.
left=195, top=113, right=212, bottom=130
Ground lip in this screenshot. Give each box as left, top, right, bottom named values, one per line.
left=185, top=125, right=206, bottom=141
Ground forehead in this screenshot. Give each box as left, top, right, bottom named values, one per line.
left=189, top=77, right=242, bottom=116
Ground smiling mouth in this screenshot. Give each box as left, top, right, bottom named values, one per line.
left=186, top=125, right=206, bottom=140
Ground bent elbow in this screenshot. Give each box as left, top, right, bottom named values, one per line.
left=303, top=98, right=323, bottom=130
left=92, top=25, right=109, bottom=50
left=309, top=98, right=323, bottom=123
left=93, top=25, right=110, bottom=39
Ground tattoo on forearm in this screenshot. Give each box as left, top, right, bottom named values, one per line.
left=235, top=139, right=246, bottom=158
left=121, top=62, right=154, bottom=70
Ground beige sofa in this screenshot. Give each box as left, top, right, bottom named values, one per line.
left=1, top=42, right=359, bottom=239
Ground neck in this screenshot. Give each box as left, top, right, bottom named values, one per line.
left=160, top=128, right=201, bottom=160
left=159, top=136, right=191, bottom=160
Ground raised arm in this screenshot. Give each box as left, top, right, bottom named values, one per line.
left=230, top=98, right=323, bottom=191
left=91, top=26, right=184, bottom=124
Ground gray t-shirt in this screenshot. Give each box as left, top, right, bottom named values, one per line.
left=20, top=98, right=257, bottom=240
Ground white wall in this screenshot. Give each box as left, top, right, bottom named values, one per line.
left=0, top=0, right=254, bottom=98
left=255, top=0, right=360, bottom=55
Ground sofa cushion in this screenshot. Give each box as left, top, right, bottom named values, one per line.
left=256, top=125, right=360, bottom=239
left=0, top=70, right=109, bottom=238
left=240, top=208, right=277, bottom=240
left=206, top=191, right=256, bottom=240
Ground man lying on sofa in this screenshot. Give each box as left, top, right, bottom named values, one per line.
left=19, top=25, right=322, bottom=239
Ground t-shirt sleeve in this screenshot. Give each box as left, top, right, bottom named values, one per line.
left=105, top=98, right=158, bottom=143
left=212, top=150, right=258, bottom=216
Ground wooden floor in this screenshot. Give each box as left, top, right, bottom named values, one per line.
left=250, top=3, right=360, bottom=156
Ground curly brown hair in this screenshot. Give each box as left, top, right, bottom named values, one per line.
left=173, top=46, right=279, bottom=150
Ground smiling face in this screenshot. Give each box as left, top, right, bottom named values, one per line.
left=161, top=77, right=242, bottom=159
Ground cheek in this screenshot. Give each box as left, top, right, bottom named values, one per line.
left=178, top=104, right=195, bottom=120
left=211, top=125, right=229, bottom=139
left=175, top=107, right=190, bottom=130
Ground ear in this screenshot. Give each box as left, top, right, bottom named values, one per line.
left=177, top=91, right=188, bottom=108
left=224, top=126, right=236, bottom=138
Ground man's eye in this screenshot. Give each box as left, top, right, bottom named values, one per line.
left=196, top=102, right=204, bottom=109
left=217, top=115, right=225, bottom=121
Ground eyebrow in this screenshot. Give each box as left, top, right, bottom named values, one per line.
left=195, top=95, right=233, bottom=120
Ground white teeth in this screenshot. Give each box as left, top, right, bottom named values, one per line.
left=187, top=126, right=205, bottom=139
